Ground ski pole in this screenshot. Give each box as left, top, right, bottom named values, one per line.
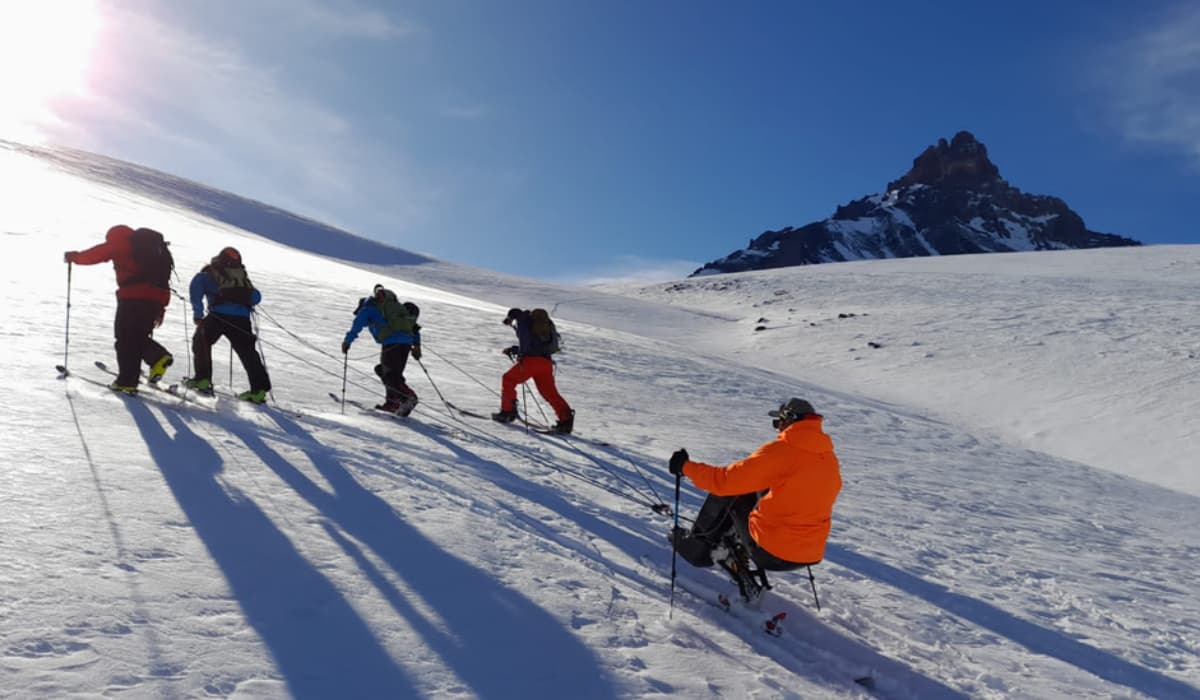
left=519, top=382, right=531, bottom=432
left=806, top=566, right=821, bottom=611
left=528, top=380, right=551, bottom=426
left=62, top=262, right=72, bottom=372
left=510, top=353, right=532, bottom=431
left=511, top=354, right=550, bottom=428
left=340, top=353, right=348, bottom=415
left=252, top=312, right=273, bottom=402
left=669, top=473, right=681, bottom=619
left=414, top=357, right=455, bottom=418
left=182, top=303, right=191, bottom=378
left=173, top=289, right=192, bottom=377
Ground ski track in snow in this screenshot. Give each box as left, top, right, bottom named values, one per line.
left=1, top=144, right=1198, bottom=699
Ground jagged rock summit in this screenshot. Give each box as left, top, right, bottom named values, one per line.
left=693, top=131, right=1140, bottom=276
left=886, top=130, right=1001, bottom=191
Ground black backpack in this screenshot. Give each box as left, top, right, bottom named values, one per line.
left=530, top=308, right=561, bottom=355
left=128, top=228, right=174, bottom=290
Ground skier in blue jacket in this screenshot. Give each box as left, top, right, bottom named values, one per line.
left=342, top=284, right=421, bottom=415
left=184, top=247, right=271, bottom=402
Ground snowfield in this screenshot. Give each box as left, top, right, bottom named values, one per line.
left=1, top=143, right=1197, bottom=699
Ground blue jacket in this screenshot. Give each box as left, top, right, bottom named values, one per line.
left=344, top=300, right=421, bottom=348
left=189, top=269, right=261, bottom=319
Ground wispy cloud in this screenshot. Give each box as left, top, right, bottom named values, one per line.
left=42, top=1, right=437, bottom=238
left=1093, top=4, right=1200, bottom=165
left=261, top=0, right=416, bottom=42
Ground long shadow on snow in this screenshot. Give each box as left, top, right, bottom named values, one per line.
left=280, top=408, right=972, bottom=697
left=448, top=427, right=980, bottom=697
left=238, top=411, right=620, bottom=700
left=399, top=416, right=679, bottom=586
left=123, top=400, right=418, bottom=699
left=827, top=544, right=1200, bottom=699
left=368, top=418, right=973, bottom=697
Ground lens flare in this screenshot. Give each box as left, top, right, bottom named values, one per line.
left=0, top=0, right=100, bottom=142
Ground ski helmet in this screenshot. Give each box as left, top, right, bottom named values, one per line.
left=769, top=398, right=816, bottom=429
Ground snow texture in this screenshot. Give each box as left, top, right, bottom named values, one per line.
left=2, top=144, right=1198, bottom=699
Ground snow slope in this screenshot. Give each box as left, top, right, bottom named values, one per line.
left=1, top=145, right=1197, bottom=699
left=617, top=246, right=1200, bottom=497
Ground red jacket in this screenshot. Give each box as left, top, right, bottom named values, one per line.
left=69, top=225, right=170, bottom=305
left=683, top=416, right=842, bottom=564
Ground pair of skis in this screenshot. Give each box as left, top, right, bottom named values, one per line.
left=647, top=554, right=875, bottom=689
left=649, top=553, right=785, bottom=637
left=445, top=401, right=611, bottom=447
left=328, top=393, right=412, bottom=419
left=57, top=361, right=210, bottom=406
left=60, top=361, right=279, bottom=413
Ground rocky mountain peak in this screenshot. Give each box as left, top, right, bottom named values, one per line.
left=886, top=130, right=1002, bottom=191
left=691, top=131, right=1140, bottom=277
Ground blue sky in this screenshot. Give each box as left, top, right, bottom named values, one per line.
left=7, top=0, right=1199, bottom=282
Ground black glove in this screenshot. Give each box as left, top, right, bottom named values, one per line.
left=503, top=345, right=519, bottom=359
left=341, top=342, right=350, bottom=354
left=411, top=345, right=422, bottom=360
left=668, top=449, right=689, bottom=476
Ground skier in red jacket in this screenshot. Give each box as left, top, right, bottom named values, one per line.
left=64, top=225, right=174, bottom=393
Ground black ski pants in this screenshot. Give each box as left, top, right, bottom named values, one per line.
left=690, top=492, right=809, bottom=571
left=375, top=343, right=415, bottom=401
left=192, top=313, right=271, bottom=392
left=113, top=298, right=169, bottom=386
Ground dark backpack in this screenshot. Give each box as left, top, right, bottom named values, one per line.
left=530, top=308, right=561, bottom=355
left=128, top=228, right=174, bottom=289
left=210, top=262, right=256, bottom=307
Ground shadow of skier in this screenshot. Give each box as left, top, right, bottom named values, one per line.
left=123, top=399, right=417, bottom=699
left=237, top=411, right=621, bottom=700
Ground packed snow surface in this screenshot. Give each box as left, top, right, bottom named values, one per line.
left=1, top=145, right=1197, bottom=699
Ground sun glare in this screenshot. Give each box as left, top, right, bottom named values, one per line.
left=0, top=0, right=100, bottom=142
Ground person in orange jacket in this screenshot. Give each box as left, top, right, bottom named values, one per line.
left=669, top=398, right=843, bottom=574
left=64, top=225, right=174, bottom=393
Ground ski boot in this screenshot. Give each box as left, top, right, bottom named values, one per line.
left=148, top=354, right=173, bottom=384
left=491, top=408, right=518, bottom=423
left=238, top=389, right=268, bottom=404
left=184, top=377, right=215, bottom=396
left=552, top=409, right=575, bottom=434
left=395, top=386, right=419, bottom=417
left=396, top=395, right=418, bottom=417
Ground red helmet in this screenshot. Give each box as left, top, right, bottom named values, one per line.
left=218, top=246, right=242, bottom=264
